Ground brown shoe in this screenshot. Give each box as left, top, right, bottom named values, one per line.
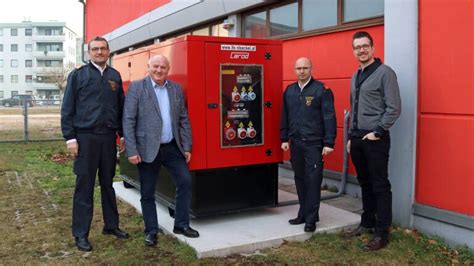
left=343, top=225, right=373, bottom=238
left=363, top=236, right=389, bottom=251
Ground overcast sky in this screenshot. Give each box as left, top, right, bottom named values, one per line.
left=1, top=0, right=84, bottom=36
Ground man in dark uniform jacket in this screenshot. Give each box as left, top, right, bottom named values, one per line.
left=61, top=36, right=129, bottom=252
left=280, top=57, right=337, bottom=232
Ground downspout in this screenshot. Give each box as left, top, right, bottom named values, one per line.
left=78, top=0, right=87, bottom=64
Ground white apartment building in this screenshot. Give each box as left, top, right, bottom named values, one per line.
left=0, top=21, right=77, bottom=99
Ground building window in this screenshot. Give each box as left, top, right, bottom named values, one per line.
left=11, top=60, right=18, bottom=68
left=0, top=29, right=2, bottom=36
left=25, top=44, right=32, bottom=52
left=343, top=0, right=384, bottom=22
left=25, top=90, right=33, bottom=95
left=11, top=75, right=18, bottom=83
left=11, top=91, right=18, bottom=96
left=25, top=28, right=32, bottom=36
left=0, top=59, right=3, bottom=67
left=25, top=60, right=33, bottom=67
left=192, top=27, right=210, bottom=36
left=25, top=75, right=33, bottom=83
left=0, top=44, right=3, bottom=52
left=211, top=23, right=229, bottom=37
left=269, top=2, right=298, bottom=37
left=0, top=75, right=3, bottom=83
left=0, top=91, right=3, bottom=98
left=244, top=11, right=267, bottom=38
left=11, top=28, right=18, bottom=36
left=37, top=42, right=63, bottom=52
left=11, top=44, right=18, bottom=52
left=302, top=0, right=337, bottom=30
left=243, top=0, right=384, bottom=39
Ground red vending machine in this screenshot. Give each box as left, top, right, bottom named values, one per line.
left=114, top=36, right=283, bottom=216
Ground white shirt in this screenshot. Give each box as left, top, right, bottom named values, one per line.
left=298, top=78, right=311, bottom=92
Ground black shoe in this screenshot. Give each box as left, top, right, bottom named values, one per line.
left=288, top=217, right=305, bottom=225
left=363, top=236, right=389, bottom=251
left=343, top=225, right=374, bottom=239
left=102, top=228, right=129, bottom=239
left=304, top=223, right=316, bottom=232
left=144, top=234, right=157, bottom=246
left=75, top=237, right=92, bottom=251
left=173, top=226, right=200, bottom=238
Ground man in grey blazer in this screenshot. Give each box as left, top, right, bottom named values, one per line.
left=123, top=55, right=199, bottom=247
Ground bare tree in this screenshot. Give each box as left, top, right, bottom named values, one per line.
left=44, top=67, right=73, bottom=96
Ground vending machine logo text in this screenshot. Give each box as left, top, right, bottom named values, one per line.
left=230, top=52, right=250, bottom=60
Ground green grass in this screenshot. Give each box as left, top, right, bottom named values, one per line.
left=0, top=141, right=472, bottom=264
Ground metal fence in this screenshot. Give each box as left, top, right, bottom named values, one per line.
left=0, top=99, right=63, bottom=142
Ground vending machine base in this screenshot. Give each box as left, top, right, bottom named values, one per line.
left=119, top=159, right=279, bottom=217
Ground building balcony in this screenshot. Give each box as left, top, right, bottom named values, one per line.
left=35, top=66, right=64, bottom=74
left=33, top=51, right=65, bottom=59
left=32, top=35, right=65, bottom=42
left=32, top=82, right=58, bottom=90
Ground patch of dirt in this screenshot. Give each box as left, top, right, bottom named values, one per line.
left=50, top=153, right=73, bottom=164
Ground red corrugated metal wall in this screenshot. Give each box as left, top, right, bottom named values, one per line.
left=417, top=0, right=474, bottom=215
left=282, top=26, right=384, bottom=175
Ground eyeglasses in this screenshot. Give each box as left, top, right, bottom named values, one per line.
left=353, top=44, right=371, bottom=51
left=90, top=47, right=108, bottom=52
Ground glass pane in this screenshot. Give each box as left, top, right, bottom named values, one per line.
left=192, top=27, right=209, bottom=36
left=244, top=11, right=267, bottom=38
left=211, top=23, right=229, bottom=37
left=220, top=64, right=263, bottom=148
left=344, top=0, right=384, bottom=22
left=270, top=2, right=298, bottom=37
left=302, top=0, right=337, bottom=31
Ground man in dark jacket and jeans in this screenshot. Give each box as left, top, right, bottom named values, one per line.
left=280, top=57, right=337, bottom=233
left=61, top=36, right=129, bottom=251
left=344, top=31, right=401, bottom=251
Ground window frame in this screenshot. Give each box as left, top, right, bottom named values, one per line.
left=242, top=0, right=383, bottom=40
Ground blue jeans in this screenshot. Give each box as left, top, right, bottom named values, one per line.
left=137, top=140, right=192, bottom=234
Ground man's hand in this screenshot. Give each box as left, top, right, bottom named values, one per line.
left=128, top=155, right=142, bottom=165
left=346, top=140, right=351, bottom=154
left=67, top=141, right=79, bottom=156
left=185, top=152, right=191, bottom=163
left=118, top=137, right=125, bottom=153
left=281, top=142, right=289, bottom=151
left=362, top=132, right=381, bottom=141
left=322, top=147, right=334, bottom=156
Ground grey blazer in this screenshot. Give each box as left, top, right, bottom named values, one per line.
left=123, top=76, right=192, bottom=163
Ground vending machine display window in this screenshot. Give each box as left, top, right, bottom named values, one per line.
left=220, top=64, right=263, bottom=148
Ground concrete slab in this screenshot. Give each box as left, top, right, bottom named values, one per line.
left=114, top=182, right=360, bottom=258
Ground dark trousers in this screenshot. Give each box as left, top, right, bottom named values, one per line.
left=290, top=139, right=324, bottom=224
left=137, top=140, right=192, bottom=234
left=72, top=132, right=119, bottom=238
left=350, top=136, right=392, bottom=239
